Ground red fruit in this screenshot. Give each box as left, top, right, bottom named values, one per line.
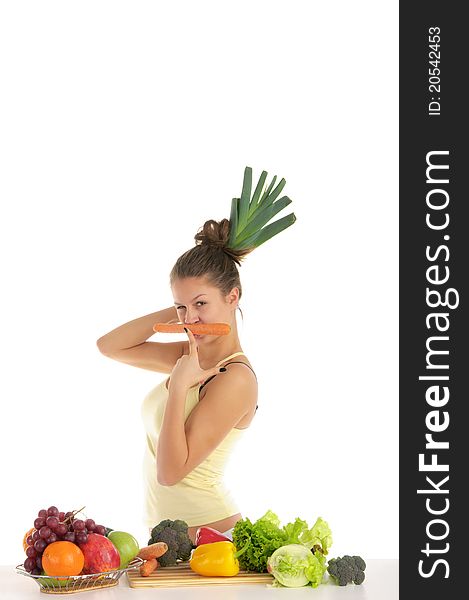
left=78, top=533, right=120, bottom=574
left=195, top=526, right=232, bottom=546
left=85, top=519, right=96, bottom=531
left=94, top=525, right=106, bottom=536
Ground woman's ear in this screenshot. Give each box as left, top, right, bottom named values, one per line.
left=226, top=286, right=240, bottom=306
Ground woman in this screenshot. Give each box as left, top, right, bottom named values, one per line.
left=96, top=168, right=295, bottom=545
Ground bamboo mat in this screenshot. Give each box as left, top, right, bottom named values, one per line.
left=127, top=561, right=274, bottom=588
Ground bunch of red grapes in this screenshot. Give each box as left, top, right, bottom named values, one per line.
left=23, top=506, right=107, bottom=575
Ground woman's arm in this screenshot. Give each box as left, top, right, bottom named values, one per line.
left=96, top=306, right=184, bottom=373
left=97, top=307, right=178, bottom=354
left=156, top=366, right=257, bottom=486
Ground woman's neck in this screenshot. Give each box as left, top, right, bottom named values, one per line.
left=196, top=328, right=242, bottom=369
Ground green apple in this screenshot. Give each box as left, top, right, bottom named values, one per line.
left=107, top=531, right=139, bottom=569
left=39, top=573, right=70, bottom=588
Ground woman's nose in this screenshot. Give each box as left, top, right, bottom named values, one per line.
left=184, top=313, right=200, bottom=324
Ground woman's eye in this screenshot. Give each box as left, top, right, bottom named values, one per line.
left=176, top=302, right=205, bottom=310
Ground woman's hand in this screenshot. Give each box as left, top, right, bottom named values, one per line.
left=168, top=327, right=225, bottom=392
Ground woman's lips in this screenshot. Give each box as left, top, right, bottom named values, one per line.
left=187, top=325, right=203, bottom=338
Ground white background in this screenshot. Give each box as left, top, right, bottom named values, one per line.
left=0, top=1, right=398, bottom=565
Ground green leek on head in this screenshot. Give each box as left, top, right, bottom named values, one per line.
left=228, top=166, right=296, bottom=250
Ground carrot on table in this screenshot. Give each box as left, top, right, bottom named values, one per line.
left=137, top=542, right=168, bottom=561
left=140, top=558, right=159, bottom=577
left=153, top=322, right=231, bottom=336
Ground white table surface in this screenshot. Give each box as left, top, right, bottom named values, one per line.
left=3, top=560, right=398, bottom=599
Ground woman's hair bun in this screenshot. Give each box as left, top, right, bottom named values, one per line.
left=194, top=218, right=253, bottom=267
left=194, top=219, right=230, bottom=249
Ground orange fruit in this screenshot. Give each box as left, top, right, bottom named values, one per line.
left=23, top=528, right=35, bottom=552
left=42, top=541, right=85, bottom=577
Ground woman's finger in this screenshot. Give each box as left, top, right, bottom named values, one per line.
left=184, top=326, right=198, bottom=355
left=206, top=366, right=227, bottom=382
left=199, top=367, right=225, bottom=386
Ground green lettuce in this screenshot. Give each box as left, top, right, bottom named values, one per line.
left=267, top=544, right=327, bottom=587
left=232, top=511, right=333, bottom=573
left=297, top=516, right=333, bottom=554
left=232, top=512, right=287, bottom=572
left=283, top=517, right=309, bottom=543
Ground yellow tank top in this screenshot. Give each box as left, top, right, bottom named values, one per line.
left=141, top=351, right=251, bottom=528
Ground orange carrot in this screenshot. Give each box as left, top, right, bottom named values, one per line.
left=140, top=558, right=158, bottom=577
left=153, top=322, right=231, bottom=336
left=137, top=542, right=169, bottom=560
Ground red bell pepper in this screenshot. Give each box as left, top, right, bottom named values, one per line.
left=195, top=526, right=232, bottom=546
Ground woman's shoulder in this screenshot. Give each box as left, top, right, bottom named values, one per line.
left=199, top=353, right=257, bottom=397
left=221, top=357, right=257, bottom=381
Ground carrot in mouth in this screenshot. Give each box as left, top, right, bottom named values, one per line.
left=153, top=322, right=231, bottom=336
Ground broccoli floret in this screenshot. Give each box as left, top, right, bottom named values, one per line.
left=150, top=519, right=174, bottom=540
left=326, top=559, right=338, bottom=578
left=176, top=533, right=194, bottom=561
left=171, top=519, right=190, bottom=533
left=327, top=557, right=353, bottom=586
left=353, top=555, right=366, bottom=572
left=149, top=528, right=178, bottom=567
left=148, top=519, right=194, bottom=566
left=353, top=569, right=365, bottom=585
left=327, top=555, right=366, bottom=586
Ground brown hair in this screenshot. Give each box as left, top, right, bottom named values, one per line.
left=169, top=218, right=255, bottom=319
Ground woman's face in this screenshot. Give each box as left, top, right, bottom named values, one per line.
left=171, top=276, right=238, bottom=342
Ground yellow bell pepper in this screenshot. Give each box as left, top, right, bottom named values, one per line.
left=189, top=540, right=249, bottom=577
